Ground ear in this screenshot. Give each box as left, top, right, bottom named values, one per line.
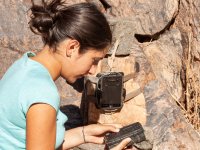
left=65, top=39, right=80, bottom=57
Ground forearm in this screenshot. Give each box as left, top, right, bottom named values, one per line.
left=62, top=127, right=85, bottom=150
left=60, top=124, right=120, bottom=150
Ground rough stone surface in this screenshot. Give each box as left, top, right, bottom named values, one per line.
left=0, top=0, right=42, bottom=52
left=107, top=19, right=142, bottom=55
left=106, top=0, right=179, bottom=35
left=106, top=0, right=179, bottom=55
left=144, top=80, right=200, bottom=150
left=143, top=29, right=183, bottom=101
left=81, top=28, right=200, bottom=149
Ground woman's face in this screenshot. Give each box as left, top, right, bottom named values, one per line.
left=61, top=47, right=107, bottom=83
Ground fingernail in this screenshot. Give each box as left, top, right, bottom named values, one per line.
left=127, top=137, right=132, bottom=142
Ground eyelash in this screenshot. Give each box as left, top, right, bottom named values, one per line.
left=93, top=59, right=100, bottom=65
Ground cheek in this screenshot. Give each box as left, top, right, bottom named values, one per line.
left=78, top=60, right=93, bottom=72
left=81, top=62, right=93, bottom=72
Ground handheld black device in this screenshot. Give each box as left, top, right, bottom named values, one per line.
left=104, top=122, right=146, bottom=150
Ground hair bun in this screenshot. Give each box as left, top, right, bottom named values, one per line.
left=30, top=5, right=53, bottom=34
left=29, top=0, right=61, bottom=36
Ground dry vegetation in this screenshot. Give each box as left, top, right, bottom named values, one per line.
left=182, top=33, right=200, bottom=132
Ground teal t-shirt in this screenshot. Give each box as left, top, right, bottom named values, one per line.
left=0, top=52, right=68, bottom=149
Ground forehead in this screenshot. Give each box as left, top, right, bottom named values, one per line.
left=84, top=47, right=108, bottom=58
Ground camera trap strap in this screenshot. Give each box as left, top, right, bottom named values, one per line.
left=123, top=73, right=142, bottom=102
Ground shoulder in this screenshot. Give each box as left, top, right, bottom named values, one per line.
left=19, top=67, right=60, bottom=115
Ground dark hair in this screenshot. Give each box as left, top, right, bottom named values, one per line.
left=29, top=0, right=112, bottom=52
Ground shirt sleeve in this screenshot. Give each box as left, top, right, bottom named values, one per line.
left=19, top=77, right=60, bottom=115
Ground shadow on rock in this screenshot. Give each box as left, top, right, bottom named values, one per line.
left=60, top=105, right=83, bottom=130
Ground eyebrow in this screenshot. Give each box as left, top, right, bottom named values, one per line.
left=93, top=57, right=103, bottom=65
left=93, top=57, right=103, bottom=61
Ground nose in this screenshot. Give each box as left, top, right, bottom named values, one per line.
left=88, top=65, right=98, bottom=75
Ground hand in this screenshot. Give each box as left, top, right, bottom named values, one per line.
left=110, top=138, right=138, bottom=150
left=83, top=124, right=122, bottom=144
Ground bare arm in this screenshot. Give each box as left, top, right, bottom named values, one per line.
left=57, top=127, right=84, bottom=150
left=59, top=124, right=136, bottom=150
left=26, top=103, right=57, bottom=150
left=60, top=124, right=123, bottom=150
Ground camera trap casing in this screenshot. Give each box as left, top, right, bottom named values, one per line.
left=95, top=72, right=125, bottom=111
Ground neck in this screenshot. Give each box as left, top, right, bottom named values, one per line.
left=30, top=46, right=62, bottom=81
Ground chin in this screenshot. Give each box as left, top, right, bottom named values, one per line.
left=65, top=75, right=83, bottom=85
left=61, top=74, right=76, bottom=84
left=65, top=78, right=76, bottom=84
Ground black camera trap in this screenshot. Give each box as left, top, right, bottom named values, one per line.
left=84, top=72, right=141, bottom=112
left=95, top=72, right=125, bottom=111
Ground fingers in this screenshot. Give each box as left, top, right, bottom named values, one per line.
left=111, top=138, right=132, bottom=150
left=103, top=123, right=123, bottom=129
left=100, top=123, right=125, bottom=133
left=88, top=124, right=120, bottom=133
left=101, top=124, right=120, bottom=133
left=91, top=136, right=105, bottom=144
left=83, top=124, right=123, bottom=144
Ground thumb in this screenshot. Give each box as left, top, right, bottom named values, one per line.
left=111, top=138, right=132, bottom=150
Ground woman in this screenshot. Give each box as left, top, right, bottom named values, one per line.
left=0, top=0, right=132, bottom=149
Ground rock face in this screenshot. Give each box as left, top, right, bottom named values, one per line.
left=143, top=29, right=183, bottom=103
left=0, top=0, right=200, bottom=150
left=105, top=0, right=179, bottom=55
left=0, top=0, right=41, bottom=77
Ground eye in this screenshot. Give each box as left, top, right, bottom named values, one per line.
left=93, top=58, right=102, bottom=65
left=93, top=59, right=99, bottom=65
